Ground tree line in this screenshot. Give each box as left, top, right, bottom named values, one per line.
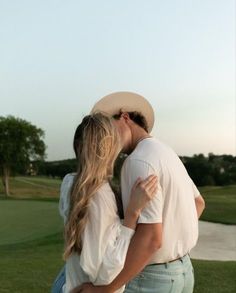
left=33, top=153, right=236, bottom=187
left=1, top=115, right=235, bottom=196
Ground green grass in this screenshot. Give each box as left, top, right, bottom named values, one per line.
left=0, top=196, right=64, bottom=293
left=0, top=233, right=65, bottom=293
left=0, top=176, right=61, bottom=198
left=0, top=200, right=63, bottom=246
left=199, top=185, right=236, bottom=224
left=192, top=259, right=236, bottom=293
left=0, top=177, right=235, bottom=292
left=1, top=177, right=235, bottom=224
left=0, top=229, right=235, bottom=293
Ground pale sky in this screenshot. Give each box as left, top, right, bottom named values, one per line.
left=0, top=0, right=235, bottom=161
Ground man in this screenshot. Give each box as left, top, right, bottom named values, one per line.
left=75, top=91, right=205, bottom=293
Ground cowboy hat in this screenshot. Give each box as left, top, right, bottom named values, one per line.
left=91, top=91, right=155, bottom=133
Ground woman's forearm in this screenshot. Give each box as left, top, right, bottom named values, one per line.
left=123, top=207, right=140, bottom=230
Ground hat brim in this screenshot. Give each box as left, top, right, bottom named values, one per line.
left=91, top=91, right=155, bottom=133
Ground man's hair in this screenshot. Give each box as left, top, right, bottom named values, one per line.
left=113, top=110, right=148, bottom=132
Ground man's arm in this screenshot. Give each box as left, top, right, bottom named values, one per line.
left=80, top=223, right=162, bottom=293
left=195, top=195, right=205, bottom=218
left=101, top=161, right=163, bottom=292
left=107, top=223, right=162, bottom=292
left=75, top=160, right=163, bottom=293
left=72, top=223, right=162, bottom=293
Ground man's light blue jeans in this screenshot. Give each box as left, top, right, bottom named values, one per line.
left=125, top=254, right=194, bottom=293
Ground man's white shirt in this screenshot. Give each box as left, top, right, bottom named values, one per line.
left=121, top=137, right=200, bottom=264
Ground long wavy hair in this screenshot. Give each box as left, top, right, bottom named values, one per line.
left=63, top=113, right=120, bottom=260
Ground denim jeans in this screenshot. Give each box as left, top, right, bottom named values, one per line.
left=51, top=265, right=66, bottom=293
left=125, top=254, right=194, bottom=293
left=51, top=255, right=194, bottom=293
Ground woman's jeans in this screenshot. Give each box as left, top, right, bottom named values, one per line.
left=51, top=266, right=66, bottom=293
left=125, top=254, right=194, bottom=293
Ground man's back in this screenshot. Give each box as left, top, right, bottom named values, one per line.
left=121, top=137, right=199, bottom=263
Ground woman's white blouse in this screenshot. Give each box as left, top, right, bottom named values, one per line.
left=59, top=174, right=135, bottom=293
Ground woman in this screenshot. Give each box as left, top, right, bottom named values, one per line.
left=52, top=113, right=158, bottom=293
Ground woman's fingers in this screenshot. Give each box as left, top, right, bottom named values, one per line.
left=133, top=177, right=142, bottom=188
left=146, top=177, right=158, bottom=191
left=131, top=174, right=158, bottom=202
left=148, top=183, right=158, bottom=198
left=134, top=177, right=142, bottom=186
left=141, top=175, right=157, bottom=187
left=142, top=175, right=158, bottom=191
left=133, top=175, right=157, bottom=190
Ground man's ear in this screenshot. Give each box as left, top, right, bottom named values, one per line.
left=121, top=112, right=130, bottom=122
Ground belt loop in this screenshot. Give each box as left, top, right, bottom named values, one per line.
left=165, top=262, right=168, bottom=269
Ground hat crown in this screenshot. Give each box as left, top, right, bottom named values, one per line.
left=92, top=91, right=155, bottom=133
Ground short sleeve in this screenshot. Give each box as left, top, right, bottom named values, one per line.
left=121, top=159, right=163, bottom=224
left=190, top=179, right=201, bottom=198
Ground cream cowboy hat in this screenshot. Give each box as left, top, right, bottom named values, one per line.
left=91, top=91, right=155, bottom=133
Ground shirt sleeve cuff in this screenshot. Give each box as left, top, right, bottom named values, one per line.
left=138, top=215, right=162, bottom=224
left=120, top=225, right=135, bottom=239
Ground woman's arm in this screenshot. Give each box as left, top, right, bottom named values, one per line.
left=123, top=175, right=158, bottom=230
left=79, top=185, right=134, bottom=286
left=80, top=176, right=157, bottom=286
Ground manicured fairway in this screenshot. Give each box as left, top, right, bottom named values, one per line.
left=0, top=176, right=61, bottom=198
left=0, top=233, right=64, bottom=293
left=0, top=230, right=235, bottom=293
left=0, top=178, right=235, bottom=292
left=199, top=185, right=236, bottom=224
left=0, top=198, right=64, bottom=292
left=192, top=259, right=236, bottom=293
left=0, top=200, right=63, bottom=246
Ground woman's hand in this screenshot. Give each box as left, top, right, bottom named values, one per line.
left=128, top=175, right=158, bottom=214
left=123, top=175, right=158, bottom=230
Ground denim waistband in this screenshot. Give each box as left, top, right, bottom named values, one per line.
left=142, top=254, right=192, bottom=275
left=147, top=254, right=190, bottom=267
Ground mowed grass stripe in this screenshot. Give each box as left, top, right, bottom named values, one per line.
left=16, top=176, right=62, bottom=187
left=0, top=176, right=61, bottom=198
left=199, top=185, right=236, bottom=225
left=15, top=178, right=58, bottom=189
left=0, top=200, right=63, bottom=246
left=1, top=177, right=236, bottom=224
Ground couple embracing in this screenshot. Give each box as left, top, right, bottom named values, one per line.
left=52, top=92, right=205, bottom=293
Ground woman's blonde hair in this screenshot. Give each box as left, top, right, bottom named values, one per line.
left=63, top=112, right=120, bottom=260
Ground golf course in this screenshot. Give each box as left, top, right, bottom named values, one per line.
left=0, top=177, right=235, bottom=292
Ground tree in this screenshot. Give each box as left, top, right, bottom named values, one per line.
left=35, top=159, right=77, bottom=179
left=181, top=154, right=215, bottom=186
left=0, top=116, right=46, bottom=196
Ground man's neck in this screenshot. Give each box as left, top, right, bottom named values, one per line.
left=130, top=128, right=151, bottom=151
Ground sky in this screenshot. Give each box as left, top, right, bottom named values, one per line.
left=0, top=0, right=235, bottom=161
